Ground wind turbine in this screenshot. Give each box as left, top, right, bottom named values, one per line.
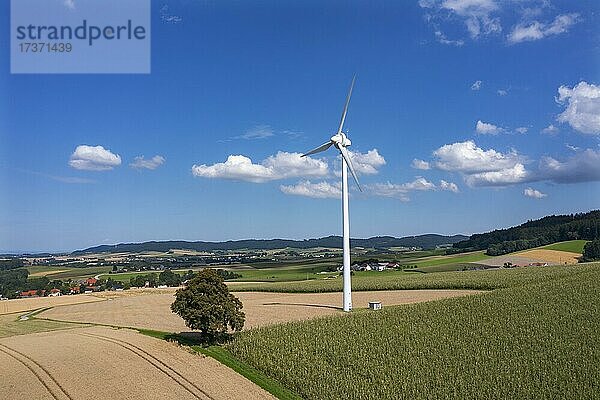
left=301, top=76, right=361, bottom=312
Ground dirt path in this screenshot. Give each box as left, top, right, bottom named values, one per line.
left=40, top=289, right=481, bottom=332
left=0, top=326, right=273, bottom=400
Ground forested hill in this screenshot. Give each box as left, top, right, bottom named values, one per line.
left=73, top=234, right=468, bottom=254
left=453, top=210, right=600, bottom=256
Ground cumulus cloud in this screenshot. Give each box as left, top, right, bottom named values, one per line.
left=280, top=180, right=340, bottom=199
left=64, top=0, right=75, bottom=9
left=507, top=13, right=580, bottom=44
left=471, top=80, right=482, bottom=90
left=497, top=89, right=508, bottom=96
left=556, top=81, right=600, bottom=135
left=476, top=120, right=504, bottom=135
left=367, top=178, right=436, bottom=201
left=440, top=180, right=459, bottom=193
left=191, top=152, right=328, bottom=183
left=348, top=149, right=386, bottom=175
left=433, top=140, right=522, bottom=173
left=524, top=187, right=547, bottom=199
left=538, top=149, right=600, bottom=184
left=465, top=163, right=529, bottom=187
left=69, top=145, right=121, bottom=171
left=541, top=124, right=559, bottom=135
left=411, top=159, right=431, bottom=170
left=515, top=127, right=528, bottom=134
left=130, top=155, right=165, bottom=170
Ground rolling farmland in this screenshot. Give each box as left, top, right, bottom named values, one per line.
left=227, top=262, right=600, bottom=399
left=0, top=326, right=273, bottom=400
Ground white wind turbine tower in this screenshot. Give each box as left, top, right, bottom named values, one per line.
left=301, top=76, right=361, bottom=312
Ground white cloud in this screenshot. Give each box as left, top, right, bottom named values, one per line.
left=556, top=81, right=600, bottom=135
left=440, top=179, right=459, bottom=193
left=476, top=120, right=504, bottom=135
left=441, top=0, right=501, bottom=38
left=497, top=89, right=508, bottom=96
left=280, top=181, right=340, bottom=199
left=435, top=30, right=465, bottom=46
left=471, top=80, right=482, bottom=90
left=538, top=149, right=600, bottom=184
left=348, top=149, right=386, bottom=175
left=191, top=152, right=328, bottom=183
left=236, top=125, right=275, bottom=140
left=64, top=0, right=75, bottom=9
left=565, top=144, right=580, bottom=152
left=69, top=145, right=121, bottom=171
left=541, top=124, right=559, bottom=135
left=367, top=178, right=436, bottom=201
left=433, top=140, right=521, bottom=173
left=465, top=163, right=529, bottom=186
left=130, top=155, right=165, bottom=170
left=411, top=159, right=431, bottom=170
left=515, top=127, right=528, bottom=134
left=160, top=5, right=183, bottom=24
left=524, top=187, right=547, bottom=199
left=507, top=13, right=580, bottom=44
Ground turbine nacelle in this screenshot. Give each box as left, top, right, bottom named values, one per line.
left=331, top=132, right=351, bottom=147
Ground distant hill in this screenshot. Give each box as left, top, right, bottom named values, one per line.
left=453, top=210, right=600, bottom=256
left=72, top=234, right=469, bottom=255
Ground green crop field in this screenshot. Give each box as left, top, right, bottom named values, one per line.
left=0, top=313, right=84, bottom=338
left=541, top=240, right=588, bottom=253
left=227, top=262, right=600, bottom=399
left=229, top=263, right=585, bottom=292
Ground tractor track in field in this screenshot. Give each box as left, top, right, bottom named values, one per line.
left=0, top=343, right=72, bottom=400
left=74, top=332, right=214, bottom=400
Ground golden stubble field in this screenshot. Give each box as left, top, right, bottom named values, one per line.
left=0, top=326, right=273, bottom=400
left=39, top=289, right=481, bottom=332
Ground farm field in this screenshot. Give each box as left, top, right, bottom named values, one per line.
left=38, top=289, right=479, bottom=331
left=0, top=326, right=273, bottom=400
left=226, top=262, right=586, bottom=292
left=227, top=262, right=600, bottom=399
left=0, top=293, right=103, bottom=315
left=516, top=249, right=581, bottom=264
left=26, top=265, right=112, bottom=281
left=0, top=314, right=83, bottom=338
left=541, top=240, right=588, bottom=253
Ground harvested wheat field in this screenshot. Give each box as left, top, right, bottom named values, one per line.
left=39, top=289, right=481, bottom=332
left=0, top=294, right=104, bottom=315
left=0, top=326, right=273, bottom=400
left=515, top=249, right=580, bottom=264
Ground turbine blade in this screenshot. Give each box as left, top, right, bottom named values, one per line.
left=337, top=75, right=356, bottom=135
left=302, top=141, right=333, bottom=157
left=338, top=145, right=362, bottom=192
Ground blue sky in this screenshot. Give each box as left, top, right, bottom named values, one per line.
left=1, top=0, right=599, bottom=252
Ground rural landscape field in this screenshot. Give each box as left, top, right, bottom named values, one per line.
left=3, top=0, right=600, bottom=398
left=2, top=210, right=600, bottom=399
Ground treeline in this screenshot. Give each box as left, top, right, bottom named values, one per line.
left=0, top=258, right=25, bottom=271
left=0, top=269, right=79, bottom=299
left=129, top=268, right=241, bottom=288
left=582, top=239, right=600, bottom=262
left=453, top=210, right=600, bottom=256
left=74, top=234, right=469, bottom=254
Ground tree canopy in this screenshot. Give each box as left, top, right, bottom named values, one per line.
left=171, top=268, right=245, bottom=341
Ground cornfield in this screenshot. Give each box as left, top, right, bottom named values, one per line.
left=228, top=263, right=600, bottom=399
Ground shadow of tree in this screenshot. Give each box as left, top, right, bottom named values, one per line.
left=165, top=331, right=233, bottom=346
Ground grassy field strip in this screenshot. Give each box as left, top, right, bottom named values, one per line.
left=540, top=240, right=587, bottom=253
left=229, top=263, right=591, bottom=293
left=227, top=262, right=600, bottom=399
